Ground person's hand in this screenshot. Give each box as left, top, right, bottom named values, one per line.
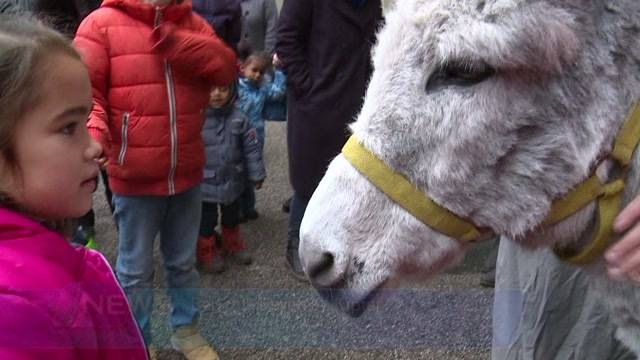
left=254, top=180, right=264, bottom=190
left=272, top=53, right=281, bottom=68
left=95, top=156, right=109, bottom=170
left=606, top=194, right=640, bottom=282
left=150, top=22, right=177, bottom=53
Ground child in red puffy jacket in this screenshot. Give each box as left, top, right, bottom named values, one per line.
left=74, top=0, right=236, bottom=358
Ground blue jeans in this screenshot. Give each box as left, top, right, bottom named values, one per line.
left=113, top=186, right=202, bottom=345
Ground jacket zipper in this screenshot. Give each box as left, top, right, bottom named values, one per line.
left=117, top=112, right=130, bottom=165
left=155, top=7, right=178, bottom=195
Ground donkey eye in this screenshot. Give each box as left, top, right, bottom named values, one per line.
left=426, top=61, right=495, bottom=91
left=445, top=62, right=493, bottom=80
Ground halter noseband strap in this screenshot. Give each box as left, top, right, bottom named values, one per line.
left=342, top=135, right=489, bottom=242
left=341, top=103, right=640, bottom=265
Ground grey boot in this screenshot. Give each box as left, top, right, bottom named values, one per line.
left=286, top=244, right=307, bottom=282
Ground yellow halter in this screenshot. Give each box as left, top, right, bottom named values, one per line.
left=341, top=103, right=640, bottom=265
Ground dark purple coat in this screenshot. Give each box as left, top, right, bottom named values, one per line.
left=276, top=0, right=382, bottom=198
left=192, top=0, right=242, bottom=50
left=20, top=0, right=100, bottom=35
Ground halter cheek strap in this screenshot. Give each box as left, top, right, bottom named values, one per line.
left=550, top=103, right=640, bottom=264
left=341, top=103, right=640, bottom=265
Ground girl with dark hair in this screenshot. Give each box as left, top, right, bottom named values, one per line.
left=0, top=15, right=146, bottom=359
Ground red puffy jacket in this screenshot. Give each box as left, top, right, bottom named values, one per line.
left=74, top=0, right=236, bottom=196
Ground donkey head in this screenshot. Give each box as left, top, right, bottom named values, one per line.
left=299, top=0, right=640, bottom=315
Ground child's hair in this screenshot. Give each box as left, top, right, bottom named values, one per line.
left=244, top=52, right=271, bottom=73
left=0, top=15, right=81, bottom=219
left=237, top=39, right=272, bottom=73
left=211, top=81, right=239, bottom=109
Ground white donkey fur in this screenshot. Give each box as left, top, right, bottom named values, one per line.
left=299, top=0, right=640, bottom=354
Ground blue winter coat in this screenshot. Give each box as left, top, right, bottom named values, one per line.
left=262, top=70, right=287, bottom=121
left=201, top=106, right=266, bottom=205
left=236, top=69, right=286, bottom=143
left=262, top=94, right=287, bottom=121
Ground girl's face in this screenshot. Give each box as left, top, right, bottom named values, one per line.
left=241, top=60, right=266, bottom=85
left=209, top=86, right=232, bottom=108
left=8, top=53, right=102, bottom=220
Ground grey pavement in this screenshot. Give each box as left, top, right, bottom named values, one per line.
left=92, top=121, right=493, bottom=359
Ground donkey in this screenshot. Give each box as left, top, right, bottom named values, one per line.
left=298, top=0, right=640, bottom=354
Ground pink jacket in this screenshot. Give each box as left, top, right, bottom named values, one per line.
left=0, top=208, right=147, bottom=359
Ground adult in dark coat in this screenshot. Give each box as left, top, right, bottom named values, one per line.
left=192, top=0, right=242, bottom=50
left=276, top=0, right=382, bottom=279
left=16, top=0, right=100, bottom=35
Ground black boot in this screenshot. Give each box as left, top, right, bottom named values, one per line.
left=286, top=245, right=307, bottom=282
left=286, top=194, right=308, bottom=282
left=282, top=196, right=292, bottom=213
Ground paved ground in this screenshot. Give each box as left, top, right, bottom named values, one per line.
left=92, top=121, right=494, bottom=359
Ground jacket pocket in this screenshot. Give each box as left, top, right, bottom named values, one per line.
left=203, top=169, right=217, bottom=179
left=117, top=112, right=130, bottom=166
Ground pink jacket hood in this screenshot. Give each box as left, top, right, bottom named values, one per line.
left=0, top=208, right=147, bottom=359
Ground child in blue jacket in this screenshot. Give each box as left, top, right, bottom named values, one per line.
left=236, top=47, right=286, bottom=220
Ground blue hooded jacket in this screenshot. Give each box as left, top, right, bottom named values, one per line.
left=236, top=69, right=286, bottom=143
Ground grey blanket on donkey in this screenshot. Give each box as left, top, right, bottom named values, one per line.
left=492, top=238, right=634, bottom=360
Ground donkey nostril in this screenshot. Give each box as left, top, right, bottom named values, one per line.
left=308, top=252, right=335, bottom=280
